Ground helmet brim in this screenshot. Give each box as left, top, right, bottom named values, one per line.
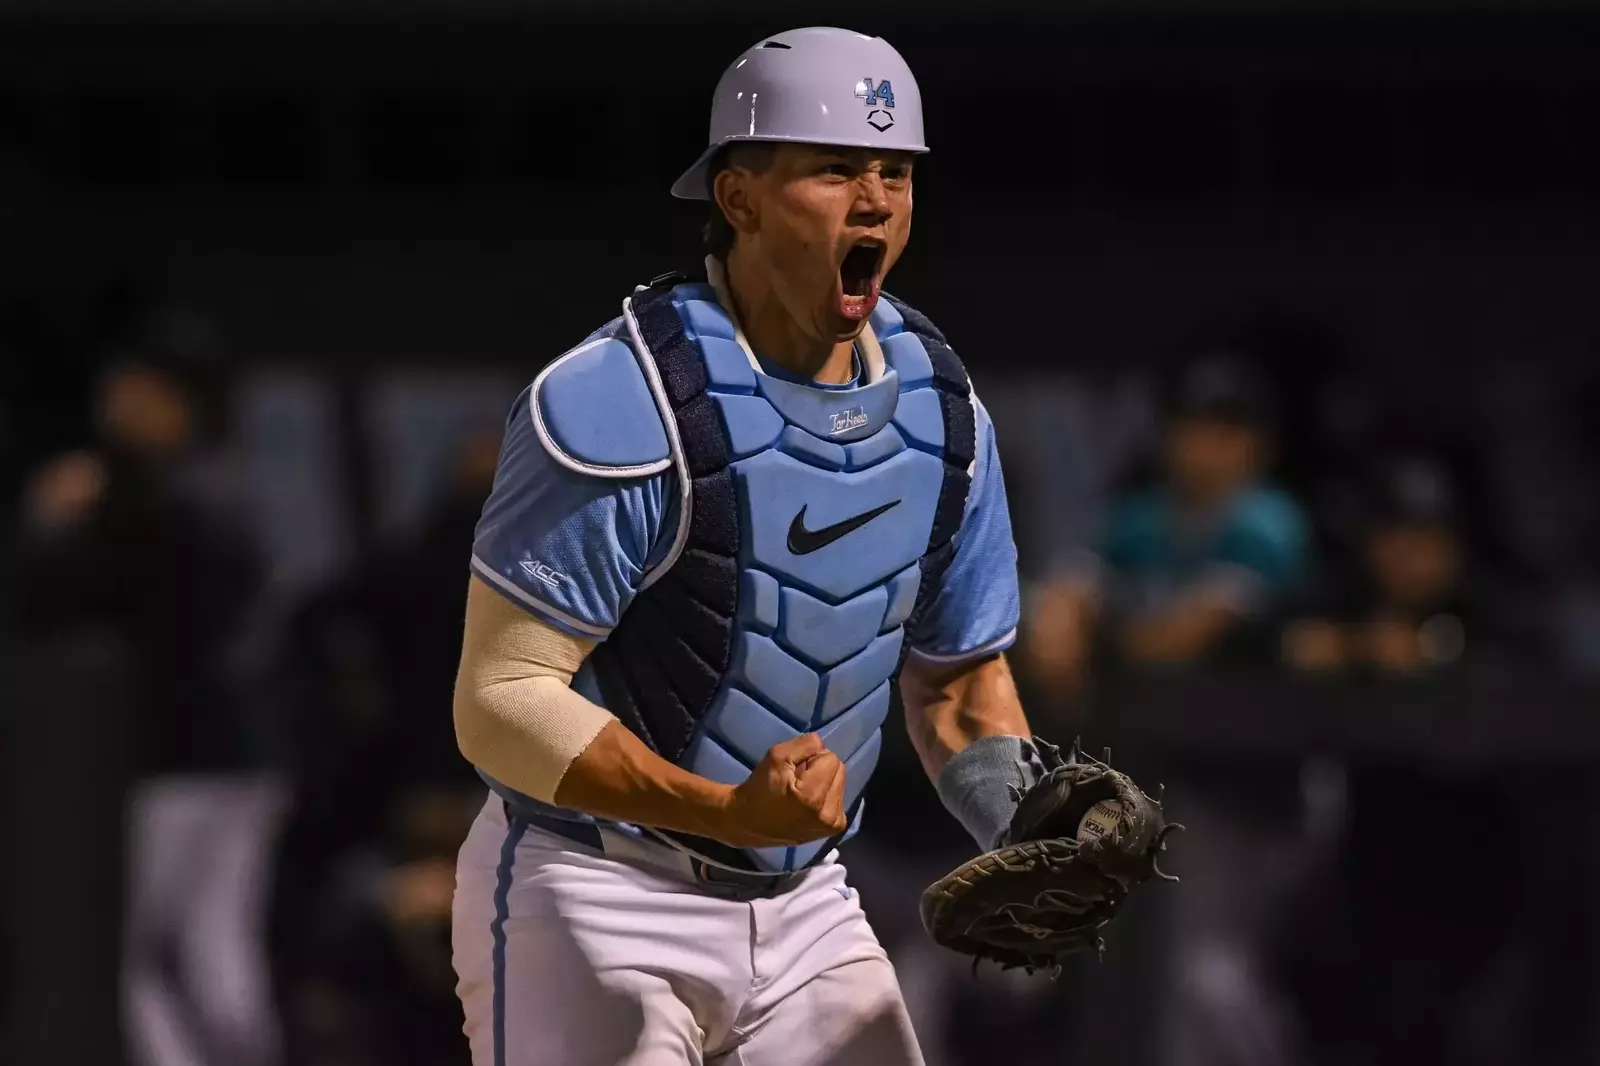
left=670, top=135, right=930, bottom=201
left=670, top=142, right=722, bottom=201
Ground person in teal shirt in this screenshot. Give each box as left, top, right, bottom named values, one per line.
left=1027, top=356, right=1310, bottom=680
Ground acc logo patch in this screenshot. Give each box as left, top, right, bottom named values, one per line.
left=519, top=559, right=567, bottom=589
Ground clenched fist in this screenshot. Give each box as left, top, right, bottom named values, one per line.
left=716, top=733, right=848, bottom=848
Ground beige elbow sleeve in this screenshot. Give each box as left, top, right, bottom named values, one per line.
left=453, top=575, right=617, bottom=803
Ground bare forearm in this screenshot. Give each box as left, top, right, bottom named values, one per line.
left=902, top=652, right=1035, bottom=850
left=900, top=652, right=1030, bottom=781
left=551, top=720, right=739, bottom=840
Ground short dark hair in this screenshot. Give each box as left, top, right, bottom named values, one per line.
left=703, top=142, right=777, bottom=260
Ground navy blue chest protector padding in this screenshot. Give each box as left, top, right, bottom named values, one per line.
left=588, top=272, right=975, bottom=872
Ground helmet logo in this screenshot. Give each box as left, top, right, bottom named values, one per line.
left=854, top=78, right=896, bottom=110
left=856, top=78, right=896, bottom=133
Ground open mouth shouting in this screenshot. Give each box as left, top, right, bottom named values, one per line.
left=838, top=238, right=887, bottom=322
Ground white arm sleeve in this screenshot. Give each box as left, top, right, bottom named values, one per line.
left=452, top=574, right=619, bottom=803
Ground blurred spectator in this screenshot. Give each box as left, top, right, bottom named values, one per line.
left=1283, top=455, right=1482, bottom=675
left=1014, top=356, right=1319, bottom=1066
left=20, top=311, right=253, bottom=769
left=268, top=429, right=496, bottom=1066
left=15, top=317, right=282, bottom=1066
left=1024, top=356, right=1310, bottom=688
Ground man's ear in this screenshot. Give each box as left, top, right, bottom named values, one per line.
left=713, top=168, right=759, bottom=236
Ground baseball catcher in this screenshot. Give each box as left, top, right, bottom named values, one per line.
left=921, top=739, right=1181, bottom=975
left=448, top=25, right=1178, bottom=1065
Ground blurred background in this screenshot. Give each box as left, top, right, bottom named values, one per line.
left=4, top=2, right=1600, bottom=1065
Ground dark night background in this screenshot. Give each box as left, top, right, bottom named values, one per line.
left=3, top=4, right=1599, bottom=1065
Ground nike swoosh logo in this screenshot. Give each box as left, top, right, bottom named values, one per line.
left=787, top=499, right=902, bottom=556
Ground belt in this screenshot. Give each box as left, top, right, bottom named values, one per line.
left=508, top=803, right=798, bottom=897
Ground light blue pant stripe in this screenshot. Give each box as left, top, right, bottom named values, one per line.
left=491, top=814, right=527, bottom=1066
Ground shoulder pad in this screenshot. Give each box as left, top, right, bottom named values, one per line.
left=530, top=332, right=672, bottom=478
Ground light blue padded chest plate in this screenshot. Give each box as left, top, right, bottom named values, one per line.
left=531, top=335, right=671, bottom=477
left=634, top=285, right=965, bottom=874
left=879, top=330, right=935, bottom=388
left=685, top=382, right=947, bottom=871
left=867, top=295, right=905, bottom=339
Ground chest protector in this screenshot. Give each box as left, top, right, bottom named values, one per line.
left=581, top=275, right=975, bottom=874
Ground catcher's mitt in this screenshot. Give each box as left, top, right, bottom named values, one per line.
left=920, top=738, right=1180, bottom=975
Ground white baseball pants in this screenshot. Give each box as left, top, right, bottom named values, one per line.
left=452, top=795, right=925, bottom=1066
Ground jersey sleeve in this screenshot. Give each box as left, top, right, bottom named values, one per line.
left=906, top=397, right=1022, bottom=664
left=470, top=385, right=676, bottom=639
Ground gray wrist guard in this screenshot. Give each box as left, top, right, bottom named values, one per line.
left=935, top=735, right=1041, bottom=851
